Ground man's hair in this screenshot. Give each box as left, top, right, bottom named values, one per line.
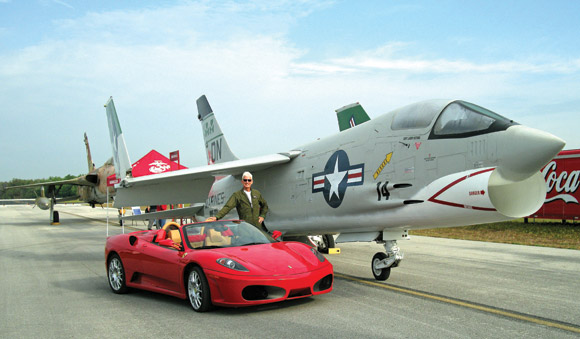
left=242, top=171, right=253, bottom=180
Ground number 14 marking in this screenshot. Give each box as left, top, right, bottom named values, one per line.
left=376, top=181, right=390, bottom=201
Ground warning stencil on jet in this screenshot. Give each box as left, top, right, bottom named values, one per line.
left=312, top=150, right=364, bottom=208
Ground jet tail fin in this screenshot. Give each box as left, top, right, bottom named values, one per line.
left=104, top=97, right=132, bottom=180
left=196, top=95, right=238, bottom=164
left=84, top=132, right=95, bottom=172
left=336, top=102, right=371, bottom=131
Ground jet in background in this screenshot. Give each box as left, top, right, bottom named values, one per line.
left=5, top=133, right=116, bottom=224
left=106, top=95, right=565, bottom=280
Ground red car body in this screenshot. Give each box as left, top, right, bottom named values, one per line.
left=105, top=220, right=333, bottom=311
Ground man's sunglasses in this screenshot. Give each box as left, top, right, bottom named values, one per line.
left=243, top=179, right=252, bottom=182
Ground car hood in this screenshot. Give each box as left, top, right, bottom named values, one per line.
left=209, top=242, right=324, bottom=275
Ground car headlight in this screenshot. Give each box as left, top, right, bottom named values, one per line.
left=217, top=258, right=249, bottom=272
left=310, top=248, right=326, bottom=262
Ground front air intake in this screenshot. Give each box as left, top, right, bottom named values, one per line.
left=313, top=274, right=333, bottom=292
left=242, top=285, right=285, bottom=301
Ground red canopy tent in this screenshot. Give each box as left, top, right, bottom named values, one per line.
left=131, top=150, right=187, bottom=178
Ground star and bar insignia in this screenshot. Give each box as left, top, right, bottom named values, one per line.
left=312, top=150, right=364, bottom=208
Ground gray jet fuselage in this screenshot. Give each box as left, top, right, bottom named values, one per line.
left=209, top=100, right=563, bottom=237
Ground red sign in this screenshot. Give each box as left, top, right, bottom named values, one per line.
left=530, top=149, right=580, bottom=220
left=170, top=150, right=180, bottom=163
left=107, top=175, right=120, bottom=187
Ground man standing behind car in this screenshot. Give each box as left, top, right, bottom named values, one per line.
left=206, top=171, right=269, bottom=232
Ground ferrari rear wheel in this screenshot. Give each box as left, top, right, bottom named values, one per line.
left=187, top=267, right=212, bottom=312
left=108, top=254, right=128, bottom=294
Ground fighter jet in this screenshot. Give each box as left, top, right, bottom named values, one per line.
left=6, top=133, right=116, bottom=224
left=106, top=95, right=565, bottom=280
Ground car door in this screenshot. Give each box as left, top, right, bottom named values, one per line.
left=138, top=241, right=184, bottom=293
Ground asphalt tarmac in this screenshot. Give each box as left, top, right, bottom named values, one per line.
left=1, top=204, right=579, bottom=338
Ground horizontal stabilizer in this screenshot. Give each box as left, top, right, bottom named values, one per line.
left=121, top=204, right=205, bottom=221
left=113, top=151, right=301, bottom=207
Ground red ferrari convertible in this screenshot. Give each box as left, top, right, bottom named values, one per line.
left=105, top=220, right=333, bottom=312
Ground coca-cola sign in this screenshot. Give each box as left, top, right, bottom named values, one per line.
left=531, top=150, right=580, bottom=220
left=542, top=161, right=580, bottom=204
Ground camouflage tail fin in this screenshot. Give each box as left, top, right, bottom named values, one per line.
left=104, top=97, right=132, bottom=179
left=196, top=95, right=238, bottom=165
left=335, top=102, right=371, bottom=131
left=84, top=132, right=95, bottom=172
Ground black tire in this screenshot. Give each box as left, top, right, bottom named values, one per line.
left=108, top=254, right=129, bottom=294
left=187, top=267, right=212, bottom=312
left=371, top=252, right=391, bottom=281
left=318, top=234, right=335, bottom=254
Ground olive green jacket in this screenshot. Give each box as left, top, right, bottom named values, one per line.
left=215, top=189, right=269, bottom=230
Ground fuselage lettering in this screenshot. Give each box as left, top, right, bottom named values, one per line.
left=376, top=181, right=390, bottom=201
left=204, top=120, right=215, bottom=138
left=209, top=139, right=222, bottom=163
left=206, top=191, right=226, bottom=207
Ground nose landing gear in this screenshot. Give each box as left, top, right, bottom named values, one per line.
left=371, top=233, right=406, bottom=281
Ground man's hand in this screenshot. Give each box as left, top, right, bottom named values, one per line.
left=206, top=217, right=217, bottom=222
left=258, top=217, right=264, bottom=224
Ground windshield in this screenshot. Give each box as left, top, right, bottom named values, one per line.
left=431, top=101, right=515, bottom=138
left=391, top=101, right=442, bottom=130
left=183, top=220, right=275, bottom=249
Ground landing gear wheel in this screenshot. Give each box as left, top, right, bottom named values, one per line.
left=372, top=252, right=391, bottom=281
left=108, top=254, right=128, bottom=294
left=187, top=267, right=212, bottom=312
left=317, top=234, right=335, bottom=254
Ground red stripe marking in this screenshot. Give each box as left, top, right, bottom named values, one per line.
left=428, top=168, right=496, bottom=211
left=348, top=172, right=362, bottom=179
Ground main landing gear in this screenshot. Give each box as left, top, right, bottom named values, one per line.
left=49, top=198, right=60, bottom=225
left=371, top=230, right=407, bottom=281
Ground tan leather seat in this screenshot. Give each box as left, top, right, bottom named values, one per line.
left=205, top=229, right=232, bottom=247
left=167, top=229, right=181, bottom=244
left=161, top=222, right=182, bottom=246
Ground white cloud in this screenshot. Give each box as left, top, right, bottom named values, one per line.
left=53, top=0, right=73, bottom=9
left=294, top=43, right=580, bottom=75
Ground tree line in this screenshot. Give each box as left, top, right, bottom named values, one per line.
left=0, top=175, right=80, bottom=199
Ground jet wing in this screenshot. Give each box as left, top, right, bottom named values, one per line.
left=6, top=176, right=96, bottom=189
left=0, top=198, right=36, bottom=205
left=113, top=151, right=301, bottom=207
left=120, top=203, right=205, bottom=221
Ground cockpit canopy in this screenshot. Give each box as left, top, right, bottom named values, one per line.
left=390, top=100, right=517, bottom=139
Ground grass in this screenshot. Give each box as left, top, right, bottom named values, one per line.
left=410, top=219, right=580, bottom=250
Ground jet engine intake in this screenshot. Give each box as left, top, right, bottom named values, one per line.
left=425, top=167, right=546, bottom=220
left=488, top=170, right=546, bottom=218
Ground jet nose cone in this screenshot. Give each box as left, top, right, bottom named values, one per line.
left=497, top=125, right=565, bottom=182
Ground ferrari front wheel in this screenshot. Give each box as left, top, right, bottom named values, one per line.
left=187, top=267, right=212, bottom=312
left=108, top=254, right=128, bottom=294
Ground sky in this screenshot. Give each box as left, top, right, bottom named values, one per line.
left=1, top=0, right=579, bottom=181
